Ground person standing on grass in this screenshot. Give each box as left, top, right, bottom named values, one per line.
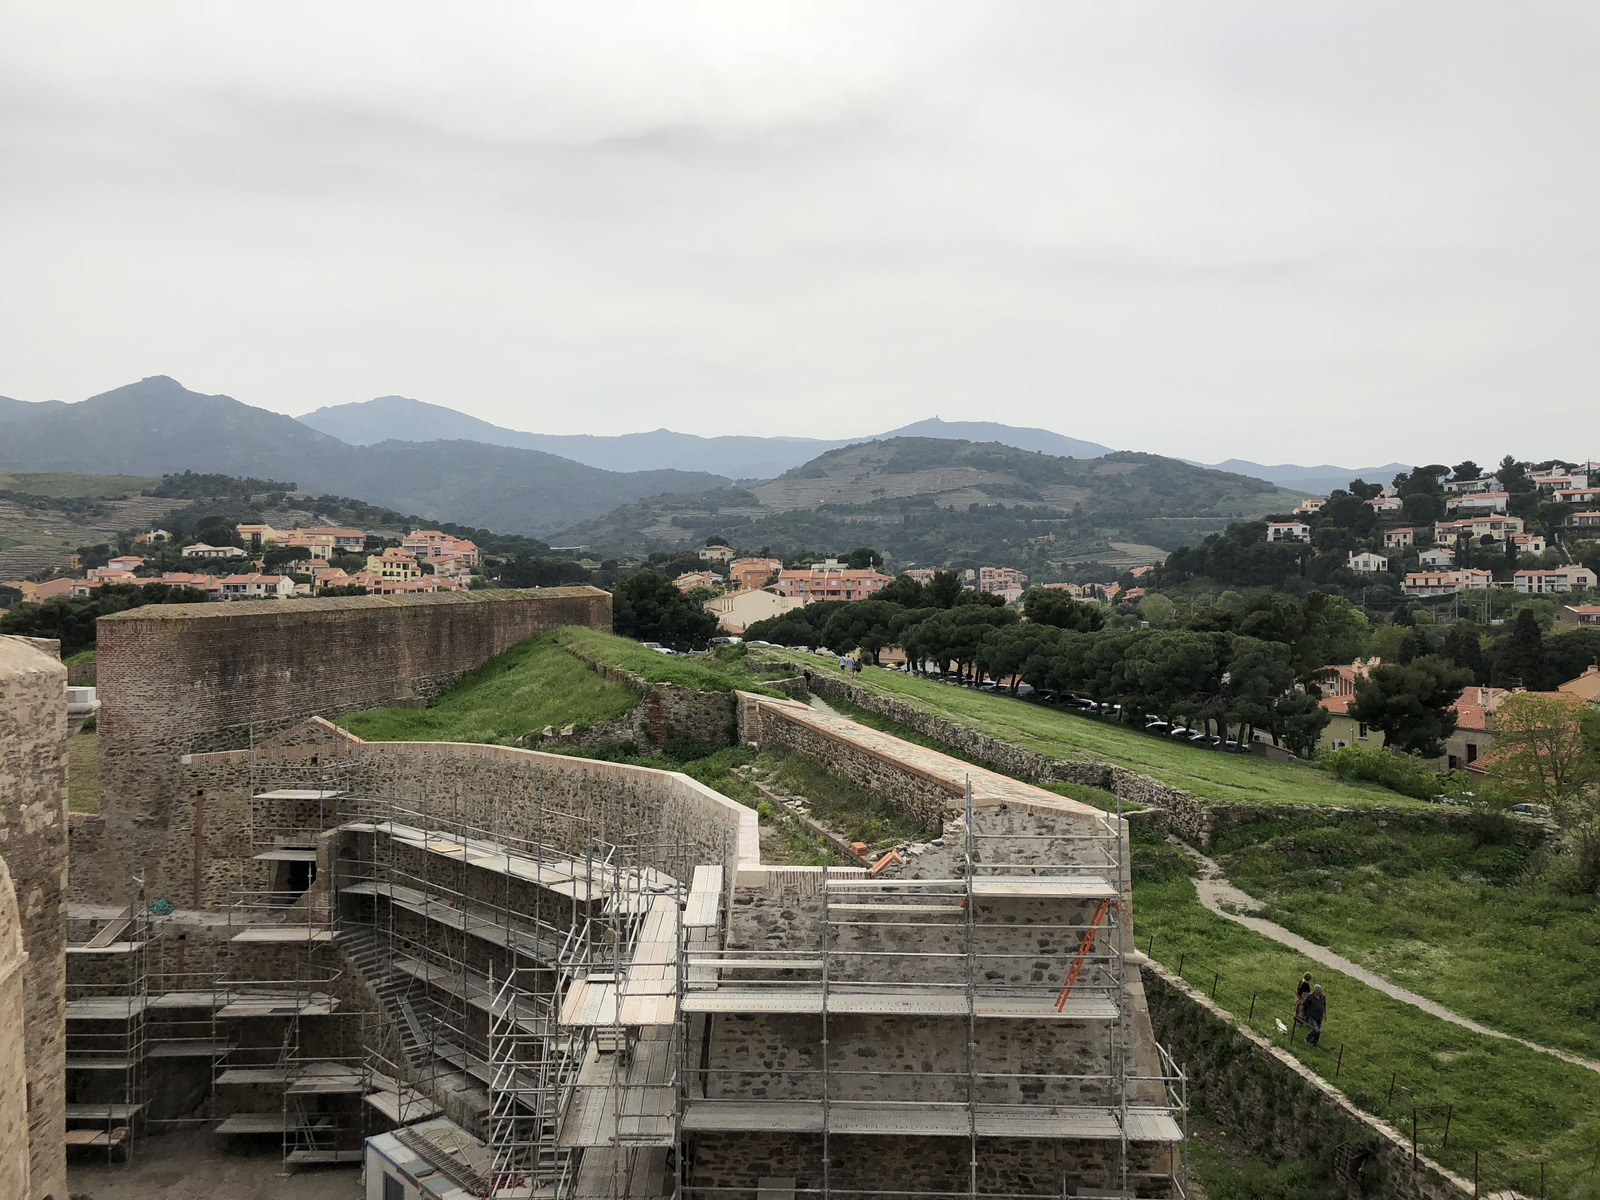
left=1303, top=985, right=1326, bottom=1047
left=1295, top=972, right=1313, bottom=1023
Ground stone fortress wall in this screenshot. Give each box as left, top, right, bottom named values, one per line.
left=0, top=635, right=69, bottom=1200
left=93, top=587, right=611, bottom=889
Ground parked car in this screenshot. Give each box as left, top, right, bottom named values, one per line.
left=640, top=642, right=675, bottom=655
left=710, top=636, right=742, bottom=646
left=1511, top=803, right=1553, bottom=818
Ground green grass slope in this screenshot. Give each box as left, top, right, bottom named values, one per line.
left=550, top=627, right=779, bottom=693
left=1131, top=827, right=1600, bottom=1196
left=1211, top=813, right=1600, bottom=1060
left=772, top=657, right=1422, bottom=809
left=347, top=634, right=638, bottom=744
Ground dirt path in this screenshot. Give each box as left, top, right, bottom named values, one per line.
left=1173, top=837, right=1600, bottom=1076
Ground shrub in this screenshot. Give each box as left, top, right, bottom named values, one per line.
left=1320, top=744, right=1442, bottom=800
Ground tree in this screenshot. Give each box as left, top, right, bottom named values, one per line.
left=845, top=547, right=883, bottom=570
left=263, top=545, right=314, bottom=571
left=1021, top=588, right=1105, bottom=632
left=705, top=535, right=729, bottom=547
left=1483, top=692, right=1599, bottom=809
left=1451, top=460, right=1483, bottom=481
left=611, top=570, right=718, bottom=651
left=1140, top=593, right=1176, bottom=627
left=926, top=571, right=964, bottom=609
left=1349, top=655, right=1473, bottom=758
left=1441, top=622, right=1488, bottom=684
left=822, top=600, right=899, bottom=665
left=879, top=575, right=926, bottom=607
left=1490, top=609, right=1556, bottom=691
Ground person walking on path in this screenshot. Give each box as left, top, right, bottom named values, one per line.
left=1303, top=985, right=1327, bottom=1047
left=1295, top=972, right=1313, bottom=1023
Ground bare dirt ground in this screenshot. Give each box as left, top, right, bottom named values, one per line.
left=68, top=1130, right=361, bottom=1199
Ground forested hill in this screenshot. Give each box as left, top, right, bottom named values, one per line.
left=555, top=438, right=1304, bottom=574
left=0, top=377, right=728, bottom=537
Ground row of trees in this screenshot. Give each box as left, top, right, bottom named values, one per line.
left=746, top=584, right=1362, bottom=756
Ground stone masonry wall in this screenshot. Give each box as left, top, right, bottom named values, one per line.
left=0, top=859, right=30, bottom=1200
left=79, top=721, right=759, bottom=909
left=0, top=636, right=68, bottom=1200
left=1142, top=961, right=1473, bottom=1200
left=96, top=586, right=611, bottom=888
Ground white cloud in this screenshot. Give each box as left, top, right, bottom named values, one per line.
left=0, top=1, right=1596, bottom=463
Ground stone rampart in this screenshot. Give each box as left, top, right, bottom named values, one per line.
left=85, top=719, right=759, bottom=909
left=95, top=587, right=611, bottom=885
left=1142, top=961, right=1473, bottom=1200
left=0, top=636, right=68, bottom=1200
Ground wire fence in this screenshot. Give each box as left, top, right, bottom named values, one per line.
left=1145, top=935, right=1600, bottom=1199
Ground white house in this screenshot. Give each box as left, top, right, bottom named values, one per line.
left=1293, top=497, right=1326, bottom=515
left=1347, top=551, right=1388, bottom=574
left=181, top=542, right=246, bottom=559
left=1265, top=521, right=1312, bottom=543
left=1418, top=547, right=1456, bottom=568
left=1514, top=566, right=1598, bottom=594
left=1443, top=476, right=1500, bottom=495
left=1451, top=492, right=1510, bottom=514
left=1403, top=569, right=1493, bottom=597
left=218, top=573, right=295, bottom=601
left=1366, top=495, right=1404, bottom=514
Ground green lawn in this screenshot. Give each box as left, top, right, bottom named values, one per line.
left=776, top=656, right=1423, bottom=809
left=0, top=469, right=157, bottom=498
left=1210, top=813, right=1600, bottom=1060
left=1131, top=826, right=1600, bottom=1198
left=552, top=627, right=780, bottom=694
left=347, top=633, right=638, bottom=744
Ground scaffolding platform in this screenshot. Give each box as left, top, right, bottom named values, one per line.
left=342, top=879, right=566, bottom=962
left=67, top=941, right=148, bottom=955
left=824, top=876, right=1117, bottom=900
left=229, top=926, right=339, bottom=944
left=288, top=1148, right=364, bottom=1165
left=351, top=819, right=676, bottom=910
left=685, top=865, right=724, bottom=928
left=559, top=1031, right=676, bottom=1147
left=215, top=992, right=339, bottom=1018
left=286, top=1063, right=368, bottom=1095
left=148, top=1040, right=235, bottom=1059
left=252, top=848, right=319, bottom=863
left=364, top=1073, right=441, bottom=1125
left=65, top=1127, right=130, bottom=1148
left=66, top=1102, right=145, bottom=1121
left=681, top=988, right=1119, bottom=1020
left=559, top=895, right=679, bottom=1027
left=681, top=1100, right=1183, bottom=1142
left=65, top=1056, right=134, bottom=1071
left=215, top=1113, right=331, bottom=1135
left=253, top=789, right=345, bottom=802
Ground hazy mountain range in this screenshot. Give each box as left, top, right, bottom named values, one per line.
left=297, top=396, right=1118, bottom=479
left=297, top=394, right=1407, bottom=492
left=0, top=378, right=725, bottom=537
left=0, top=376, right=1404, bottom=546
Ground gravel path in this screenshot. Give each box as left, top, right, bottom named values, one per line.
left=1173, top=837, right=1600, bottom=1076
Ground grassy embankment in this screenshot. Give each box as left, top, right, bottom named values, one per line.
left=1209, top=813, right=1600, bottom=1061
left=765, top=655, right=1426, bottom=810
left=1132, top=825, right=1600, bottom=1197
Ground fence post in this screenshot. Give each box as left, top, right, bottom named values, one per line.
left=1211, top=971, right=1219, bottom=999
left=1177, top=952, right=1185, bottom=977
left=1335, top=1043, right=1344, bottom=1079
left=1387, top=1072, right=1397, bottom=1103
left=1473, top=1150, right=1478, bottom=1198
left=1248, top=992, right=1256, bottom=1021
left=1148, top=933, right=1155, bottom=958
left=1442, top=1103, right=1453, bottom=1151
left=1412, top=1108, right=1417, bottom=1170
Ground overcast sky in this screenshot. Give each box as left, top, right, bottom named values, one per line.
left=1, top=3, right=1596, bottom=464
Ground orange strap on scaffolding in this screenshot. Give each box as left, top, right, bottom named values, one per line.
left=1055, top=897, right=1116, bottom=1011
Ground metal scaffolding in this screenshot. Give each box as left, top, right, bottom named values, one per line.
left=674, top=785, right=1190, bottom=1200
